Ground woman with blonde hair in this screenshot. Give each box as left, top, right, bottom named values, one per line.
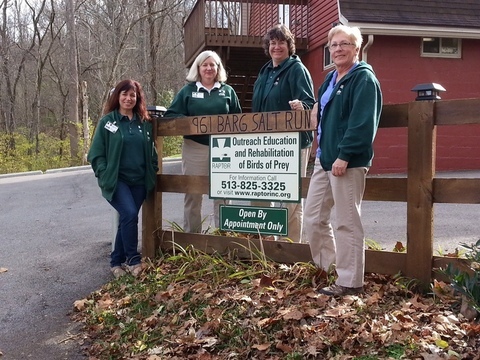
left=164, top=51, right=242, bottom=233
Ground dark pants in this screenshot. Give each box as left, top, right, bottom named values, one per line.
left=108, top=181, right=146, bottom=267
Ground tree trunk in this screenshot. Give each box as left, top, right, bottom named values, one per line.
left=81, top=81, right=89, bottom=164
left=66, top=0, right=80, bottom=165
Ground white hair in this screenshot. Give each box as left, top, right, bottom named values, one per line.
left=328, top=24, right=363, bottom=49
left=186, top=50, right=228, bottom=83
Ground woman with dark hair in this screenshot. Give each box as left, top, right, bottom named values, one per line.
left=250, top=24, right=315, bottom=243
left=88, top=79, right=158, bottom=278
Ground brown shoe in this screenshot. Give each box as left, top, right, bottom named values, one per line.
left=318, top=284, right=363, bottom=296
left=111, top=266, right=126, bottom=278
left=126, top=264, right=143, bottom=277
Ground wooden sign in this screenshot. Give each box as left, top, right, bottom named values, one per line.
left=157, top=110, right=314, bottom=136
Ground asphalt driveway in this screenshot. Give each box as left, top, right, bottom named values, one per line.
left=0, top=168, right=112, bottom=359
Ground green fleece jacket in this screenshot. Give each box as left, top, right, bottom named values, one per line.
left=317, top=61, right=382, bottom=171
left=87, top=110, right=158, bottom=201
left=252, top=55, right=315, bottom=149
left=164, top=82, right=242, bottom=145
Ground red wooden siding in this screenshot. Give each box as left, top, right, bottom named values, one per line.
left=307, top=0, right=337, bottom=52
left=250, top=3, right=277, bottom=35
left=289, top=4, right=308, bottom=38
left=249, top=1, right=309, bottom=37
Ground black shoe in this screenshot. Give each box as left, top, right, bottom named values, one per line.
left=318, top=284, right=363, bottom=296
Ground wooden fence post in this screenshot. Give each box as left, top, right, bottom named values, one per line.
left=405, top=100, right=436, bottom=285
left=142, top=117, right=163, bottom=259
left=142, top=187, right=156, bottom=259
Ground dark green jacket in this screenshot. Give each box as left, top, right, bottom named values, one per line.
left=252, top=55, right=315, bottom=148
left=87, top=110, right=158, bottom=201
left=164, top=82, right=242, bottom=145
left=317, top=61, right=382, bottom=171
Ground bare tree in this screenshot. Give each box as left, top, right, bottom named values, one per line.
left=25, top=0, right=64, bottom=154
left=0, top=0, right=33, bottom=136
left=75, top=0, right=189, bottom=118
left=0, top=0, right=195, bottom=170
left=146, top=0, right=185, bottom=104
left=81, top=80, right=89, bottom=162
left=65, top=0, right=80, bottom=163
left=0, top=0, right=15, bottom=134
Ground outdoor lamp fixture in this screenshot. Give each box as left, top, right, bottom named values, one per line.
left=411, top=83, right=446, bottom=101
left=147, top=105, right=167, bottom=118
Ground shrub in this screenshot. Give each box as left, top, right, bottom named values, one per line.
left=438, top=239, right=480, bottom=316
left=162, top=136, right=182, bottom=158
left=0, top=131, right=74, bottom=174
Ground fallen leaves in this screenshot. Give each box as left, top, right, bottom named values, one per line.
left=71, top=252, right=480, bottom=359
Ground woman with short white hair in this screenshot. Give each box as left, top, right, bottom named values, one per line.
left=305, top=25, right=383, bottom=296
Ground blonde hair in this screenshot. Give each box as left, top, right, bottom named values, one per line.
left=186, top=50, right=227, bottom=83
left=328, top=25, right=363, bottom=49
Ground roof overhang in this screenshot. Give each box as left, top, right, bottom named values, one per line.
left=340, top=16, right=480, bottom=39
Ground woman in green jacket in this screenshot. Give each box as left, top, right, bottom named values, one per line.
left=251, top=24, right=315, bottom=243
left=164, top=51, right=242, bottom=233
left=304, top=25, right=382, bottom=296
left=88, top=79, right=158, bottom=278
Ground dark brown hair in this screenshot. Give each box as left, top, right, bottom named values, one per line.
left=262, top=24, right=296, bottom=57
left=103, top=79, right=150, bottom=121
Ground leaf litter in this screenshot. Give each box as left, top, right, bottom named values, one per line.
left=71, top=249, right=480, bottom=359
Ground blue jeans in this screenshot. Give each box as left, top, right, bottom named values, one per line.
left=108, top=181, right=146, bottom=267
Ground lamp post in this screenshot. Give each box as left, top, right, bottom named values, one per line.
left=147, top=105, right=167, bottom=118
left=411, top=83, right=446, bottom=101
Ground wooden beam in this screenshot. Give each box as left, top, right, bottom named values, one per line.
left=435, top=98, right=480, bottom=125
left=379, top=102, right=409, bottom=128
left=364, top=177, right=407, bottom=202
left=157, top=104, right=413, bottom=139
left=365, top=250, right=406, bottom=275
left=158, top=174, right=208, bottom=194
left=142, top=191, right=157, bottom=259
left=157, top=231, right=470, bottom=281
left=157, top=110, right=313, bottom=136
left=433, top=178, right=480, bottom=204
left=157, top=231, right=408, bottom=275
left=158, top=231, right=312, bottom=264
left=158, top=174, right=409, bottom=202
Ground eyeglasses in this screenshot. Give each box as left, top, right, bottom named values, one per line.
left=329, top=42, right=355, bottom=50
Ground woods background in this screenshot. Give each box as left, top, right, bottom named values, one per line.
left=0, top=0, right=194, bottom=173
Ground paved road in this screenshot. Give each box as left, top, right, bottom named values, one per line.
left=0, top=164, right=479, bottom=359
left=0, top=168, right=112, bottom=359
left=363, top=170, right=480, bottom=253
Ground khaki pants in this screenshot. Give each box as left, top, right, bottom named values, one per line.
left=182, top=139, right=230, bottom=233
left=304, top=158, right=367, bottom=288
left=251, top=147, right=310, bottom=243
